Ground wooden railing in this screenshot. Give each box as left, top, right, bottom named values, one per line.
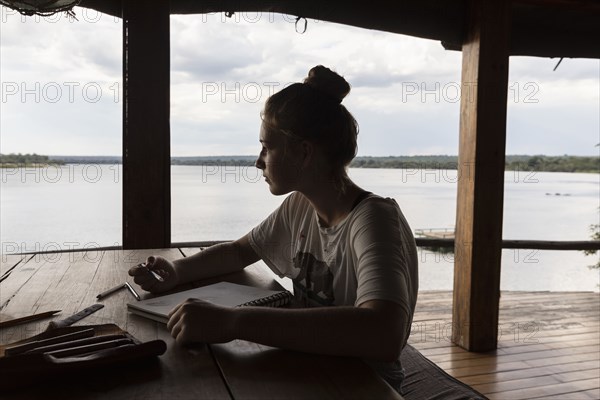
left=413, top=238, right=600, bottom=251
left=8, top=239, right=600, bottom=256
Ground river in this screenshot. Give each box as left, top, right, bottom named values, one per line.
left=1, top=165, right=598, bottom=291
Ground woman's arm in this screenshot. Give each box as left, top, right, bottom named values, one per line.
left=173, top=234, right=260, bottom=283
left=129, top=234, right=260, bottom=292
left=167, top=298, right=407, bottom=362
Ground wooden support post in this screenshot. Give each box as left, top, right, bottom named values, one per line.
left=122, top=1, right=171, bottom=249
left=452, top=0, right=510, bottom=351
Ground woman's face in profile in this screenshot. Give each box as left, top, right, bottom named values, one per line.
left=255, top=122, right=304, bottom=196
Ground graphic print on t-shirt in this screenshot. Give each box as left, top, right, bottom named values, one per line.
left=292, top=252, right=334, bottom=306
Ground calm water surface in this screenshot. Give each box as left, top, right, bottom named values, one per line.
left=1, top=165, right=598, bottom=291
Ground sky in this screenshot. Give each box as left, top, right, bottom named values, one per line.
left=0, top=7, right=599, bottom=157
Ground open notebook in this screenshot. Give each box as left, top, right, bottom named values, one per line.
left=127, top=282, right=293, bottom=324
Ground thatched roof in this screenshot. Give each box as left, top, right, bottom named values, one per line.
left=80, top=0, right=600, bottom=58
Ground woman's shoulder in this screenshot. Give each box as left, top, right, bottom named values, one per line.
left=349, top=194, right=415, bottom=240
left=350, top=193, right=409, bottom=227
left=356, top=193, right=401, bottom=213
left=285, top=191, right=310, bottom=206
left=280, top=191, right=313, bottom=216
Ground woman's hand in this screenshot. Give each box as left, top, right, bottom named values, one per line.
left=167, top=299, right=236, bottom=346
left=128, top=256, right=179, bottom=293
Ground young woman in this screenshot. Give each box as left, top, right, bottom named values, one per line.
left=129, top=66, right=418, bottom=393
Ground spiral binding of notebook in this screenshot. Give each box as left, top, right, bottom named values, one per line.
left=238, top=290, right=293, bottom=308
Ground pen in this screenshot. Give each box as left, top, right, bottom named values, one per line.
left=137, top=262, right=164, bottom=282
left=97, top=282, right=141, bottom=301
left=0, top=310, right=61, bottom=329
left=96, top=283, right=127, bottom=300
left=125, top=282, right=141, bottom=301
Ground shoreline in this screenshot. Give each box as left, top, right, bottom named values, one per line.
left=1, top=163, right=598, bottom=174
left=2, top=154, right=598, bottom=173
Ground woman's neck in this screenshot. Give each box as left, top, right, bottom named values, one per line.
left=300, top=180, right=364, bottom=228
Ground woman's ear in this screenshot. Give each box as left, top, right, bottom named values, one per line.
left=300, top=140, right=314, bottom=169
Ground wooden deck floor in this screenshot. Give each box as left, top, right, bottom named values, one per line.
left=409, top=291, right=600, bottom=400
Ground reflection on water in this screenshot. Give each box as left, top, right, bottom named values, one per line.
left=1, top=165, right=599, bottom=291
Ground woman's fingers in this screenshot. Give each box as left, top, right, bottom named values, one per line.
left=167, top=300, right=199, bottom=343
left=167, top=303, right=184, bottom=331
left=129, top=266, right=153, bottom=284
left=170, top=317, right=184, bottom=341
left=128, top=257, right=176, bottom=293
left=127, top=264, right=147, bottom=276
left=140, top=279, right=159, bottom=292
left=168, top=305, right=190, bottom=344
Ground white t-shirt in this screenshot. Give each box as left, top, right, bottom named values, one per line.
left=248, top=191, right=419, bottom=349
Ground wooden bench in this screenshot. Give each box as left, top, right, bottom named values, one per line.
left=401, top=344, right=488, bottom=400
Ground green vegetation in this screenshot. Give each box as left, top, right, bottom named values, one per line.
left=351, top=155, right=459, bottom=170
left=584, top=215, right=600, bottom=271
left=2, top=154, right=598, bottom=173
left=350, top=155, right=599, bottom=173
left=505, top=155, right=599, bottom=173
left=171, top=156, right=256, bottom=166
left=168, top=155, right=599, bottom=173
left=0, top=153, right=64, bottom=167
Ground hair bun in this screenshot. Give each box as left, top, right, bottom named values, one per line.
left=304, top=65, right=350, bottom=104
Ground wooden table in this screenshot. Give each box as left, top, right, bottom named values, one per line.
left=0, top=248, right=403, bottom=399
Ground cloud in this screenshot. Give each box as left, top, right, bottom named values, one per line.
left=1, top=7, right=598, bottom=157
left=171, top=17, right=263, bottom=81
left=510, top=56, right=600, bottom=83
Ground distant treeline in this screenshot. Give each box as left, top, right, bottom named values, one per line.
left=351, top=155, right=599, bottom=173
left=171, top=156, right=257, bottom=166
left=506, top=155, right=599, bottom=173
left=2, top=154, right=598, bottom=173
left=0, top=153, right=64, bottom=166
left=170, top=155, right=599, bottom=173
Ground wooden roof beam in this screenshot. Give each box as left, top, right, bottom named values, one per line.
left=79, top=0, right=599, bottom=58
